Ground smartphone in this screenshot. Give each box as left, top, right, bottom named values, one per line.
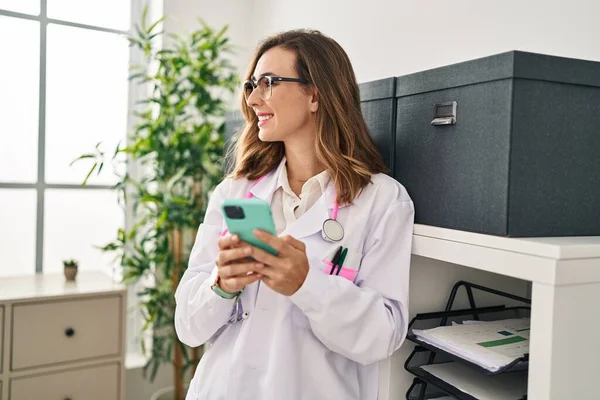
left=221, top=198, right=278, bottom=256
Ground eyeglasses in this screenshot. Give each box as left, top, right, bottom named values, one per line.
left=243, top=75, right=311, bottom=101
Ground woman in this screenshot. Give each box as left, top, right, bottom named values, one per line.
left=175, top=29, right=414, bottom=400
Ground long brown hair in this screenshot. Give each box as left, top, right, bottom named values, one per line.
left=227, top=29, right=387, bottom=205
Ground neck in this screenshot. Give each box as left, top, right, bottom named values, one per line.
left=282, top=118, right=326, bottom=193
left=285, top=149, right=325, bottom=181
left=283, top=144, right=325, bottom=195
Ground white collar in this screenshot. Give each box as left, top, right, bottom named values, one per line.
left=276, top=157, right=331, bottom=199
left=249, top=156, right=344, bottom=210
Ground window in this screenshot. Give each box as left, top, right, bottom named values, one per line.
left=0, top=0, right=151, bottom=359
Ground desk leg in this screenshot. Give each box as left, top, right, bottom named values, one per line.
left=529, top=281, right=600, bottom=400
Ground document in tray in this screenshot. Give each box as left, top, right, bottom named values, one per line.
left=413, top=318, right=530, bottom=372
left=421, top=362, right=527, bottom=400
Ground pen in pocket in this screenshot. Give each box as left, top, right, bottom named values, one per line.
left=334, top=248, right=348, bottom=275
left=329, top=246, right=343, bottom=275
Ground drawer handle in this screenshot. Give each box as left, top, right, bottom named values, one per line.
left=65, top=327, right=75, bottom=337
left=431, top=101, right=457, bottom=126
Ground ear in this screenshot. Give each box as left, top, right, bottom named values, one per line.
left=309, top=88, right=319, bottom=113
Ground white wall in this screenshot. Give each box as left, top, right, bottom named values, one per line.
left=252, top=0, right=600, bottom=83
left=163, top=0, right=255, bottom=77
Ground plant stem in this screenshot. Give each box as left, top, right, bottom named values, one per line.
left=171, top=228, right=185, bottom=400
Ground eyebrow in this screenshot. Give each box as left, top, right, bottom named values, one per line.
left=250, top=72, right=275, bottom=80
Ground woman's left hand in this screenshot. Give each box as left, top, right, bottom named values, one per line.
left=248, top=229, right=309, bottom=296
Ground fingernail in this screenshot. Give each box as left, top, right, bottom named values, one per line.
left=232, top=234, right=239, bottom=242
left=245, top=247, right=252, bottom=255
left=254, top=229, right=262, bottom=236
left=255, top=263, right=263, bottom=269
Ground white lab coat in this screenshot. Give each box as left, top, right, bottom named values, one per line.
left=175, top=161, right=414, bottom=400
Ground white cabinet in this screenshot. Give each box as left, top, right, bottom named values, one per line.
left=0, top=271, right=126, bottom=400
left=10, top=363, right=119, bottom=400
left=381, top=224, right=600, bottom=400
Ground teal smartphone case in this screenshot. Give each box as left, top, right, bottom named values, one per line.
left=221, top=198, right=278, bottom=256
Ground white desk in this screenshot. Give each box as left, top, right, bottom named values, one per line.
left=382, top=224, right=600, bottom=400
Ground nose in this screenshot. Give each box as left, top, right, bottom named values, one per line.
left=245, top=86, right=263, bottom=108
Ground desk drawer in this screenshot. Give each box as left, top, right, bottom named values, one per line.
left=12, top=296, right=121, bottom=370
left=10, top=363, right=119, bottom=400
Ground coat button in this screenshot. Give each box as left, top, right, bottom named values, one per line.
left=242, top=312, right=249, bottom=319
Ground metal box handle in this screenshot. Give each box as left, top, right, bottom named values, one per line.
left=431, top=101, right=457, bottom=126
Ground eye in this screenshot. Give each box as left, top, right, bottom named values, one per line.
left=258, top=76, right=272, bottom=89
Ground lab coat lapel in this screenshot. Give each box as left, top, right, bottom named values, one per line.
left=248, top=159, right=286, bottom=204
left=282, top=183, right=334, bottom=240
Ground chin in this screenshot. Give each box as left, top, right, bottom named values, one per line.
left=258, top=128, right=282, bottom=142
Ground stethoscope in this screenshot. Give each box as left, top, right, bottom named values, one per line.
left=222, top=175, right=345, bottom=323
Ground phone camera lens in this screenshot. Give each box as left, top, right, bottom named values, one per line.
left=224, top=205, right=245, bottom=219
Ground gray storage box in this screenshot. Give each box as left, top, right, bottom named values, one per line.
left=394, top=51, right=600, bottom=237
left=359, top=77, right=397, bottom=172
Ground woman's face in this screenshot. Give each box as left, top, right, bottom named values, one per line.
left=246, top=46, right=318, bottom=144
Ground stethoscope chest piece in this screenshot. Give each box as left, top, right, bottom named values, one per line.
left=322, top=219, right=344, bottom=242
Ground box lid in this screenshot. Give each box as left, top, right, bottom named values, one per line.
left=395, top=51, right=600, bottom=97
left=359, top=77, right=396, bottom=101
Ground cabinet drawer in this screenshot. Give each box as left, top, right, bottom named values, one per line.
left=12, top=296, right=121, bottom=370
left=10, top=363, right=119, bottom=400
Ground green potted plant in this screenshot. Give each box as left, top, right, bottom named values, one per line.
left=63, top=259, right=79, bottom=281
left=72, top=8, right=238, bottom=400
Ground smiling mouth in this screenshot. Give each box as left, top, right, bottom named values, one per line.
left=258, top=114, right=273, bottom=127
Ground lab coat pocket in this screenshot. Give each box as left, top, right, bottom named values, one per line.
left=322, top=260, right=359, bottom=282
left=321, top=247, right=362, bottom=283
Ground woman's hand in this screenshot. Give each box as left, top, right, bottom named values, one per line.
left=215, top=234, right=264, bottom=294
left=247, top=230, right=310, bottom=296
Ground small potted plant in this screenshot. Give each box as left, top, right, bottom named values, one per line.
left=63, top=259, right=79, bottom=281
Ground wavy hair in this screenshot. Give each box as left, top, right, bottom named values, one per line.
left=226, top=29, right=387, bottom=205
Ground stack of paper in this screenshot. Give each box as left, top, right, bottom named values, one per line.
left=422, top=362, right=528, bottom=400
left=412, top=318, right=530, bottom=372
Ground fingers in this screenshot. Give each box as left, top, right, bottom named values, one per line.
left=222, top=272, right=262, bottom=290
left=281, top=235, right=306, bottom=252
left=246, top=243, right=281, bottom=267
left=253, top=229, right=290, bottom=255
left=217, top=234, right=240, bottom=250
left=219, top=261, right=264, bottom=279
left=216, top=246, right=252, bottom=267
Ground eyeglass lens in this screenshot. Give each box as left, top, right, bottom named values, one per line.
left=243, top=76, right=272, bottom=101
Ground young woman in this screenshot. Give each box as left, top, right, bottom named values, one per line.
left=175, top=29, right=414, bottom=400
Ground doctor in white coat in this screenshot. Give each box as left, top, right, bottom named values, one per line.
left=175, top=29, right=415, bottom=400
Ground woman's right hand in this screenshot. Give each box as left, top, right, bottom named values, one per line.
left=215, top=234, right=264, bottom=294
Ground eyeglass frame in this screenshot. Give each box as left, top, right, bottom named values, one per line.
left=243, top=75, right=312, bottom=101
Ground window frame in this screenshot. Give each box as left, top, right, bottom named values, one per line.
left=0, top=0, right=159, bottom=361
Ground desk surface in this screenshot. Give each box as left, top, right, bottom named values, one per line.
left=414, top=224, right=600, bottom=260
left=0, top=270, right=126, bottom=302
left=412, top=225, right=600, bottom=285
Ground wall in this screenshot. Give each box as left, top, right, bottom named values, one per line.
left=252, top=0, right=600, bottom=83
left=163, top=0, right=255, bottom=78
